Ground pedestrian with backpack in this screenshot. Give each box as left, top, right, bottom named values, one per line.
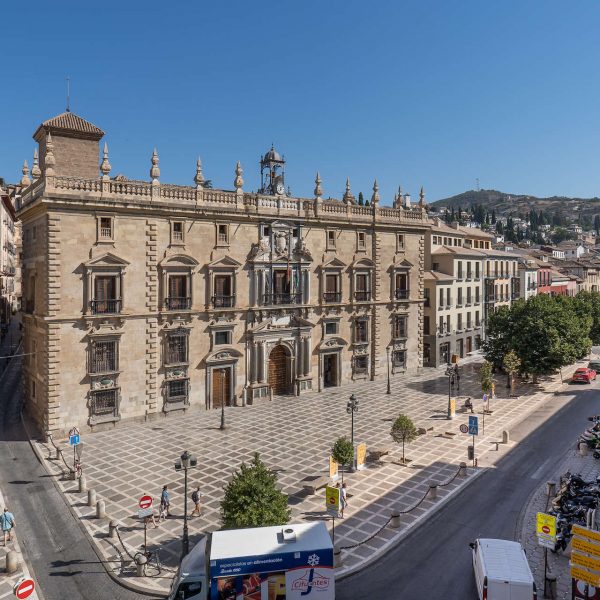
left=1, top=507, right=16, bottom=545
left=191, top=486, right=203, bottom=517
left=159, top=484, right=171, bottom=519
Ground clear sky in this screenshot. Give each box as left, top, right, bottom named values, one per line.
left=2, top=1, right=600, bottom=203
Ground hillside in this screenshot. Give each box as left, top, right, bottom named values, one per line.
left=432, top=189, right=600, bottom=222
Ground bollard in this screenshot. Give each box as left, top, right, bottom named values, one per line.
left=459, top=462, right=467, bottom=477
left=390, top=511, right=401, bottom=528
left=56, top=446, right=62, bottom=461
left=5, top=550, right=18, bottom=574
left=108, top=520, right=118, bottom=539
left=96, top=499, right=106, bottom=519
left=427, top=483, right=438, bottom=500
left=546, top=573, right=557, bottom=599
left=334, top=546, right=342, bottom=568
left=502, top=430, right=510, bottom=444
left=546, top=481, right=556, bottom=499
left=135, top=553, right=148, bottom=577
left=88, top=488, right=97, bottom=507
left=579, top=442, right=589, bottom=457
left=79, top=474, right=87, bottom=493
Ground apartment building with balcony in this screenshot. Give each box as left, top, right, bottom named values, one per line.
left=481, top=250, right=520, bottom=334
left=0, top=184, right=17, bottom=326
left=16, top=111, right=430, bottom=435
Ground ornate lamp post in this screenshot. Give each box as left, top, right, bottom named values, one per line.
left=219, top=368, right=227, bottom=430
left=386, top=346, right=391, bottom=395
left=347, top=394, right=359, bottom=447
left=174, top=450, right=197, bottom=558
left=444, top=365, right=456, bottom=420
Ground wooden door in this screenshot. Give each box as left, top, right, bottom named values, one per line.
left=268, top=345, right=289, bottom=395
left=466, top=337, right=472, bottom=354
left=212, top=367, right=231, bottom=409
left=94, top=276, right=116, bottom=312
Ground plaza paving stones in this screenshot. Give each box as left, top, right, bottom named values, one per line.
left=35, top=356, right=584, bottom=596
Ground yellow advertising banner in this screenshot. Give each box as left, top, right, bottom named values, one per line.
left=356, top=442, right=367, bottom=471
left=449, top=398, right=456, bottom=414
left=572, top=524, right=600, bottom=545
left=571, top=551, right=600, bottom=573
left=325, top=485, right=340, bottom=517
left=571, top=566, right=600, bottom=588
left=536, top=512, right=557, bottom=538
left=572, top=536, right=600, bottom=557
left=329, top=456, right=338, bottom=480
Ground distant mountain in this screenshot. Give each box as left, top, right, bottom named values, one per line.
left=431, top=189, right=600, bottom=222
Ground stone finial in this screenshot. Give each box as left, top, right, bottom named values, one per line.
left=343, top=177, right=355, bottom=204
left=20, top=160, right=31, bottom=187
left=394, top=185, right=403, bottom=208
left=314, top=172, right=323, bottom=200
left=31, top=148, right=42, bottom=180
left=419, top=186, right=426, bottom=207
left=404, top=193, right=411, bottom=208
left=194, top=157, right=204, bottom=189
left=45, top=131, right=56, bottom=176
left=100, top=142, right=112, bottom=179
left=234, top=161, right=244, bottom=191
left=371, top=179, right=380, bottom=206
left=150, top=148, right=160, bottom=183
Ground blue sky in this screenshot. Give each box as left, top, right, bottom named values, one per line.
left=2, top=1, right=600, bottom=203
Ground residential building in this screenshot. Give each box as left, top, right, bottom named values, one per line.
left=17, top=111, right=430, bottom=436
left=0, top=182, right=17, bottom=326
left=518, top=258, right=538, bottom=300
left=481, top=250, right=520, bottom=334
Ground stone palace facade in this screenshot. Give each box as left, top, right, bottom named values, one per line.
left=17, top=111, right=430, bottom=436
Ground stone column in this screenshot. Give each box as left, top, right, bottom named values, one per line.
left=303, top=337, right=311, bottom=376
left=259, top=341, right=267, bottom=383
left=250, top=342, right=258, bottom=384
left=297, top=338, right=304, bottom=377
left=303, top=270, right=310, bottom=304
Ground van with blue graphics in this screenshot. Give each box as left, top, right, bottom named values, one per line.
left=168, top=522, right=334, bottom=600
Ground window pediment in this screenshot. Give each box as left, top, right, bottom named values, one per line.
left=208, top=256, right=242, bottom=270
left=392, top=259, right=413, bottom=270
left=351, top=257, right=374, bottom=270
left=321, top=257, right=347, bottom=270
left=84, top=252, right=129, bottom=269
left=159, top=254, right=199, bottom=268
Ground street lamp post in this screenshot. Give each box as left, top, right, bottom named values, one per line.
left=346, top=394, right=359, bottom=448
left=219, top=368, right=227, bottom=430
left=445, top=365, right=456, bottom=420
left=174, top=450, right=197, bottom=558
left=386, top=346, right=391, bottom=395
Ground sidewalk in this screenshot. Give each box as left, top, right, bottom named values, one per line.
left=32, top=358, right=587, bottom=596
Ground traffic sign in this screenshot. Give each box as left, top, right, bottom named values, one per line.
left=139, top=495, right=153, bottom=510
left=69, top=434, right=80, bottom=446
left=468, top=416, right=479, bottom=435
left=325, top=485, right=341, bottom=517
left=538, top=536, right=555, bottom=550
left=459, top=424, right=469, bottom=434
left=536, top=513, right=557, bottom=539
left=13, top=578, right=35, bottom=599
left=138, top=507, right=153, bottom=519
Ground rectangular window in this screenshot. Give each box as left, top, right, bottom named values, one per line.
left=327, top=230, right=336, bottom=249
left=397, top=234, right=405, bottom=251
left=92, top=276, right=119, bottom=314
left=213, top=275, right=234, bottom=307
left=476, top=310, right=480, bottom=326
left=467, top=312, right=472, bottom=329
left=217, top=223, right=229, bottom=245
left=466, top=262, right=472, bottom=279
left=167, top=275, right=190, bottom=310
left=99, top=217, right=113, bottom=239
left=439, top=288, right=444, bottom=308
left=355, top=320, right=368, bottom=343
left=90, top=340, right=118, bottom=373
left=31, top=379, right=36, bottom=399
left=395, top=272, right=409, bottom=300
left=167, top=379, right=188, bottom=402
left=357, top=231, right=366, bottom=250
left=446, top=288, right=451, bottom=307
left=90, top=389, right=118, bottom=417
left=214, top=331, right=231, bottom=345
left=393, top=315, right=408, bottom=339
left=439, top=316, right=444, bottom=334
left=475, top=288, right=480, bottom=303
left=457, top=288, right=463, bottom=306
left=446, top=315, right=451, bottom=332
left=172, top=221, right=184, bottom=243
left=324, top=321, right=338, bottom=335
left=457, top=314, right=463, bottom=330
left=324, top=273, right=341, bottom=303
left=262, top=224, right=271, bottom=238
left=354, top=355, right=368, bottom=374
left=475, top=262, right=480, bottom=278
left=392, top=350, right=406, bottom=369
left=424, top=316, right=430, bottom=335
left=166, top=333, right=188, bottom=365
left=355, top=273, right=370, bottom=301
left=457, top=261, right=463, bottom=279
left=424, top=288, right=430, bottom=307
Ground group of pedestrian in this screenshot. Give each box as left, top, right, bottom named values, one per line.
left=143, top=484, right=204, bottom=528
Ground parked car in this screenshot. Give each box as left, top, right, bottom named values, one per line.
left=572, top=367, right=597, bottom=384
left=588, top=360, right=600, bottom=372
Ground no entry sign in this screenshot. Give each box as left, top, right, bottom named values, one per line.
left=139, top=495, right=153, bottom=510
left=13, top=578, right=35, bottom=599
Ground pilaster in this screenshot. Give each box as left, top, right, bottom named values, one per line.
left=145, top=220, right=159, bottom=413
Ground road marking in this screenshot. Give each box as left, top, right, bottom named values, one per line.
left=531, top=457, right=552, bottom=479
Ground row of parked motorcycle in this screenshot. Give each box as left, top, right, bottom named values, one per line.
left=548, top=416, right=600, bottom=553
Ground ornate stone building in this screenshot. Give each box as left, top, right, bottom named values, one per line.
left=17, top=111, right=430, bottom=436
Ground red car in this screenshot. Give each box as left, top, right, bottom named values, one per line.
left=572, top=367, right=597, bottom=384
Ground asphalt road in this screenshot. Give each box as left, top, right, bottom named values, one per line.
left=0, top=353, right=149, bottom=600
left=338, top=382, right=600, bottom=599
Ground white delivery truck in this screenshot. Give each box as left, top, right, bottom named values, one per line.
left=470, top=538, right=537, bottom=600
left=168, top=521, right=334, bottom=600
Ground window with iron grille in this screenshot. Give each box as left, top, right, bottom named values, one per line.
left=166, top=333, right=188, bottom=364
left=354, top=320, right=368, bottom=343
left=354, top=355, right=368, bottom=373
left=99, top=217, right=113, bottom=239
left=167, top=379, right=188, bottom=401
left=214, top=331, right=230, bottom=345
left=90, top=389, right=118, bottom=417
left=393, top=315, right=408, bottom=339
left=392, top=350, right=406, bottom=369
left=172, top=221, right=184, bottom=242
left=90, top=340, right=118, bottom=373
left=217, top=223, right=229, bottom=245
left=324, top=321, right=339, bottom=335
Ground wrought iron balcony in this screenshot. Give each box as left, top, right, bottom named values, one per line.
left=263, top=292, right=303, bottom=306
left=90, top=299, right=121, bottom=314
left=394, top=289, right=410, bottom=300
left=354, top=291, right=372, bottom=302
left=165, top=297, right=192, bottom=310
left=212, top=295, right=235, bottom=308
left=323, top=291, right=342, bottom=303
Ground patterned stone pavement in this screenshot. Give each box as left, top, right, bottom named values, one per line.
left=34, top=355, right=584, bottom=596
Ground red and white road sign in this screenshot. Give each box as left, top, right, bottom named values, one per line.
left=139, top=495, right=153, bottom=510
left=542, top=525, right=551, bottom=534
left=13, top=578, right=35, bottom=599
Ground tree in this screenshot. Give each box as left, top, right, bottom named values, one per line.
left=491, top=209, right=496, bottom=225
left=503, top=350, right=521, bottom=396
left=331, top=436, right=354, bottom=483
left=575, top=291, right=600, bottom=345
left=595, top=214, right=600, bottom=236
left=482, top=305, right=514, bottom=369
left=221, top=453, right=291, bottom=529
left=390, top=414, right=418, bottom=464
left=358, top=192, right=364, bottom=206
left=479, top=360, right=494, bottom=396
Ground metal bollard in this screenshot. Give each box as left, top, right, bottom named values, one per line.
left=135, top=553, right=148, bottom=577
left=390, top=511, right=401, bottom=528
left=579, top=442, right=589, bottom=457
left=108, top=520, right=118, bottom=539
left=546, top=573, right=557, bottom=599
left=334, top=546, right=342, bottom=568
left=5, top=550, right=18, bottom=574
left=96, top=499, right=106, bottom=519
left=427, top=483, right=438, bottom=500
left=502, top=430, right=510, bottom=444
left=88, top=489, right=96, bottom=507
left=459, top=462, right=467, bottom=477
left=546, top=481, right=556, bottom=498
left=79, top=474, right=87, bottom=493
left=56, top=446, right=62, bottom=461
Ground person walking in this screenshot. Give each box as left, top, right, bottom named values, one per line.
left=191, top=486, right=203, bottom=517
left=1, top=507, right=15, bottom=545
left=340, top=483, right=348, bottom=519
left=160, top=484, right=171, bottom=519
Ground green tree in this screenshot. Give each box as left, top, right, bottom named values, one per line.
left=551, top=227, right=574, bottom=244
left=491, top=209, right=496, bottom=225
left=358, top=192, right=364, bottom=206
left=595, top=214, right=600, bottom=235
left=482, top=305, right=514, bottom=369
left=502, top=350, right=521, bottom=396
left=390, top=414, right=418, bottom=464
left=331, top=436, right=354, bottom=484
left=479, top=360, right=494, bottom=396
left=221, top=453, right=291, bottom=529
left=575, top=291, right=600, bottom=345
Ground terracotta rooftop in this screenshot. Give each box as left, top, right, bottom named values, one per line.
left=424, top=270, right=454, bottom=281
left=34, top=111, right=104, bottom=140
left=431, top=245, right=485, bottom=257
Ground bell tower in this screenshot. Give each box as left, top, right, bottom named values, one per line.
left=259, top=145, right=286, bottom=196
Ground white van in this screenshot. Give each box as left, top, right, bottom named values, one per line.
left=470, top=538, right=537, bottom=600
